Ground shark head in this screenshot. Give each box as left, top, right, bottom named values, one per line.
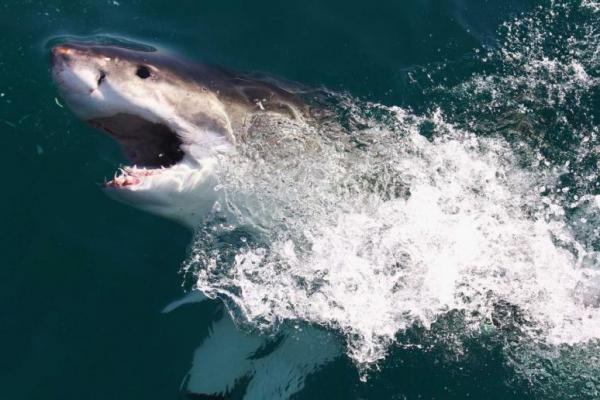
left=52, top=42, right=236, bottom=225
left=51, top=40, right=310, bottom=226
left=51, top=40, right=296, bottom=226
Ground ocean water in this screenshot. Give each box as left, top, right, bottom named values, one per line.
left=2, top=0, right=600, bottom=399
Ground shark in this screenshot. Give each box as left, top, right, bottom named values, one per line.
left=51, top=40, right=314, bottom=227
left=51, top=39, right=340, bottom=399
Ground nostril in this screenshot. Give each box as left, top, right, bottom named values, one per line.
left=97, top=71, right=106, bottom=86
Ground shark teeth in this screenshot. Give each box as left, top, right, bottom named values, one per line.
left=105, top=165, right=161, bottom=188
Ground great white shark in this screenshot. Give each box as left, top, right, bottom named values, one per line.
left=50, top=39, right=340, bottom=399
left=51, top=40, right=316, bottom=227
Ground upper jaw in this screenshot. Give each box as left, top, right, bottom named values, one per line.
left=50, top=44, right=232, bottom=193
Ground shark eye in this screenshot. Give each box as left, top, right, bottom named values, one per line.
left=136, top=65, right=151, bottom=79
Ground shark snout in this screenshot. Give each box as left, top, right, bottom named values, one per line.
left=51, top=45, right=73, bottom=64
left=51, top=44, right=87, bottom=69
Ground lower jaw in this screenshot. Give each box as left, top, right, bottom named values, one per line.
left=105, top=165, right=167, bottom=188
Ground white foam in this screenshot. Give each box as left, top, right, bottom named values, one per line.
left=183, top=0, right=600, bottom=381
left=583, top=0, right=600, bottom=12
left=183, top=107, right=600, bottom=370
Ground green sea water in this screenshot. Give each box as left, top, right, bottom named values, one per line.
left=2, top=0, right=600, bottom=399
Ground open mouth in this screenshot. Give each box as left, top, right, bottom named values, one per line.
left=88, top=113, right=186, bottom=188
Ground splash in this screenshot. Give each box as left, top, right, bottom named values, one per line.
left=183, top=0, right=600, bottom=389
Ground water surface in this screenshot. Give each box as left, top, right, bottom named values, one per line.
left=2, top=0, right=600, bottom=399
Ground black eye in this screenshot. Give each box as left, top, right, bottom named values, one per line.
left=136, top=65, right=151, bottom=79
left=97, top=71, right=106, bottom=85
